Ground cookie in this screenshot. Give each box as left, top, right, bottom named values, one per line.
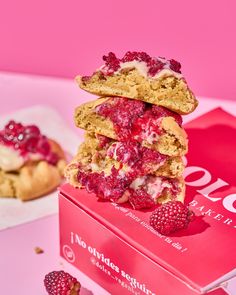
left=65, top=132, right=184, bottom=187
left=0, top=120, right=66, bottom=200
left=65, top=132, right=185, bottom=209
left=74, top=97, right=188, bottom=156
left=65, top=157, right=185, bottom=209
left=0, top=169, right=16, bottom=198
left=76, top=51, right=198, bottom=114
left=0, top=159, right=65, bottom=201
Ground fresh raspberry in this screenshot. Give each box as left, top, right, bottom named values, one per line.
left=102, top=52, right=120, bottom=73
left=169, top=59, right=181, bottom=73
left=129, top=188, right=155, bottom=209
left=122, top=51, right=151, bottom=63
left=150, top=201, right=194, bottom=235
left=44, top=270, right=81, bottom=295
left=147, top=58, right=164, bottom=76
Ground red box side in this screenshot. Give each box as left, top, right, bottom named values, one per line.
left=59, top=192, right=205, bottom=295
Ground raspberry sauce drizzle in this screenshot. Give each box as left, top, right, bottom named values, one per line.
left=0, top=120, right=59, bottom=165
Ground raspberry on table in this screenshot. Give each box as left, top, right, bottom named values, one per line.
left=150, top=201, right=194, bottom=235
left=44, top=270, right=81, bottom=295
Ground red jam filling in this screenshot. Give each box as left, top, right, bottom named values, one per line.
left=0, top=120, right=59, bottom=165
left=107, top=141, right=166, bottom=175
left=77, top=135, right=179, bottom=208
left=128, top=188, right=156, bottom=210
left=78, top=167, right=179, bottom=208
left=78, top=167, right=132, bottom=201
left=96, top=134, right=112, bottom=148
left=99, top=51, right=181, bottom=77
left=96, top=97, right=182, bottom=141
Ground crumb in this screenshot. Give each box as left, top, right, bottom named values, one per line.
left=34, top=246, right=44, bottom=254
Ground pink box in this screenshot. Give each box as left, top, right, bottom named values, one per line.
left=59, top=109, right=236, bottom=294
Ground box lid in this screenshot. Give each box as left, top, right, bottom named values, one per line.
left=60, top=108, right=236, bottom=293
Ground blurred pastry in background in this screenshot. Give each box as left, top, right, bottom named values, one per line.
left=0, top=120, right=66, bottom=201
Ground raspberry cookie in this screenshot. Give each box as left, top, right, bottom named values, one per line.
left=65, top=132, right=184, bottom=188
left=65, top=132, right=185, bottom=209
left=0, top=120, right=66, bottom=201
left=66, top=162, right=185, bottom=209
left=75, top=97, right=188, bottom=156
left=76, top=51, right=198, bottom=114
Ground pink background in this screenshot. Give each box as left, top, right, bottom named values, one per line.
left=1, top=0, right=236, bottom=101
left=1, top=1, right=236, bottom=292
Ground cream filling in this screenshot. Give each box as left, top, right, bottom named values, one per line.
left=154, top=68, right=182, bottom=79
left=118, top=61, right=149, bottom=77
left=130, top=176, right=172, bottom=201
left=90, top=163, right=100, bottom=171
left=107, top=142, right=139, bottom=163
left=130, top=176, right=147, bottom=190
left=134, top=117, right=162, bottom=144
left=146, top=177, right=165, bottom=199
left=0, top=144, right=43, bottom=172
left=115, top=60, right=183, bottom=79
left=0, top=144, right=24, bottom=171
left=107, top=142, right=120, bottom=160
left=144, top=130, right=159, bottom=144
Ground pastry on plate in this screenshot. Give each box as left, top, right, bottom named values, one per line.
left=0, top=120, right=66, bottom=201
left=76, top=51, right=198, bottom=114
left=75, top=97, right=188, bottom=156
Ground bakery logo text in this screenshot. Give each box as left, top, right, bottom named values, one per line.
left=184, top=157, right=236, bottom=228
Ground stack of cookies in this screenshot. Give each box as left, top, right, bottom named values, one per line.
left=65, top=51, right=198, bottom=210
